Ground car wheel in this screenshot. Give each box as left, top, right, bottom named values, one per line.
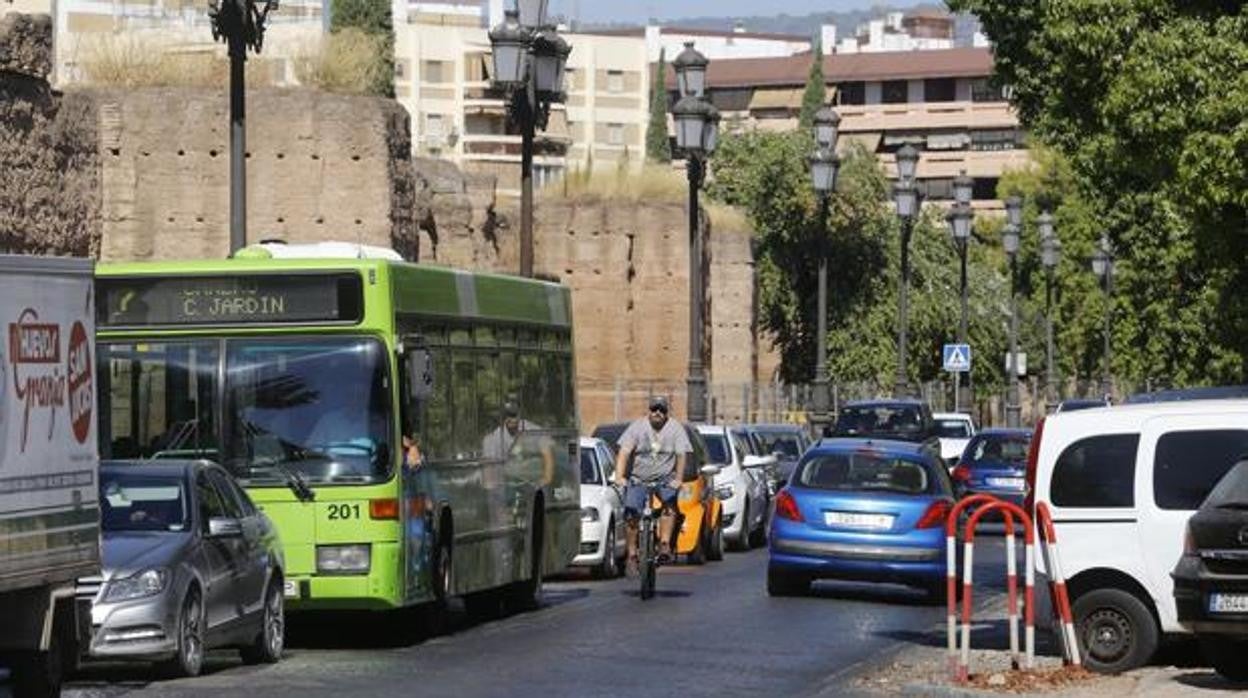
left=707, top=514, right=725, bottom=561
left=686, top=523, right=706, bottom=566
left=240, top=578, right=284, bottom=664
left=161, top=588, right=205, bottom=678
left=748, top=503, right=768, bottom=549
left=1201, top=635, right=1248, bottom=683
left=767, top=565, right=809, bottom=597
left=1072, top=588, right=1159, bottom=674
left=596, top=521, right=618, bottom=579
left=729, top=503, right=750, bottom=552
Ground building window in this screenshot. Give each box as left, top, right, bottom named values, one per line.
left=972, top=177, right=1000, bottom=201
left=607, top=70, right=624, bottom=93
left=837, top=81, right=865, bottom=106
left=423, top=60, right=448, bottom=84
left=881, top=80, right=909, bottom=104
left=565, top=67, right=577, bottom=91
left=971, top=77, right=1006, bottom=102
left=918, top=178, right=953, bottom=201
left=924, top=78, right=956, bottom=103
left=970, top=129, right=1024, bottom=151
left=425, top=114, right=445, bottom=137
left=607, top=123, right=625, bottom=145
left=395, top=60, right=406, bottom=79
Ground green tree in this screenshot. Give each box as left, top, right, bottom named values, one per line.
left=948, top=0, right=1248, bottom=382
left=646, top=49, right=672, bottom=163
left=330, top=0, right=394, bottom=97
left=797, top=43, right=826, bottom=130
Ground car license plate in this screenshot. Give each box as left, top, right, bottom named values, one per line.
left=987, top=477, right=1025, bottom=490
left=1208, top=593, right=1248, bottom=614
left=824, top=511, right=894, bottom=530
left=283, top=580, right=300, bottom=599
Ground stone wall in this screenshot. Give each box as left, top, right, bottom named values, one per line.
left=0, top=13, right=99, bottom=255
left=96, top=87, right=416, bottom=261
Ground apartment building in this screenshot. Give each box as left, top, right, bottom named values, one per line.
left=589, top=23, right=811, bottom=63
left=695, top=46, right=1027, bottom=208
left=395, top=4, right=651, bottom=194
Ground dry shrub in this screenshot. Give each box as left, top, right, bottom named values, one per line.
left=550, top=163, right=687, bottom=202
left=292, top=28, right=384, bottom=94
left=76, top=34, right=274, bottom=88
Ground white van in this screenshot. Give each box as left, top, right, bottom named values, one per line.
left=1027, top=399, right=1248, bottom=674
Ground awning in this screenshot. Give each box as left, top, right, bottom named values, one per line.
left=838, top=131, right=881, bottom=155
left=748, top=88, right=803, bottom=111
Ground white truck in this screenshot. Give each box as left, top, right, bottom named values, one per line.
left=0, top=256, right=99, bottom=698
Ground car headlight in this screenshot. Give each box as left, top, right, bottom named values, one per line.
left=715, top=485, right=734, bottom=500
left=103, top=569, right=169, bottom=602
left=316, top=544, right=371, bottom=575
left=581, top=507, right=599, bottom=522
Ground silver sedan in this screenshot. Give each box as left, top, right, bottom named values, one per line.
left=77, top=460, right=285, bottom=677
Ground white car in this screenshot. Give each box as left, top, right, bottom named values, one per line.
left=932, top=412, right=976, bottom=466
left=572, top=437, right=627, bottom=578
left=696, top=425, right=770, bottom=551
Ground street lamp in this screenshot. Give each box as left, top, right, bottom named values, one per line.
left=1039, top=212, right=1061, bottom=410
left=671, top=42, right=718, bottom=423
left=1002, top=195, right=1023, bottom=427
left=809, top=106, right=841, bottom=432
left=946, top=185, right=973, bottom=412
left=1091, top=233, right=1115, bottom=399
left=209, top=0, right=278, bottom=255
left=489, top=3, right=571, bottom=277
left=892, top=143, right=921, bottom=397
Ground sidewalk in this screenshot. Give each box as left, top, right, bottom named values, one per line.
left=843, top=591, right=1244, bottom=697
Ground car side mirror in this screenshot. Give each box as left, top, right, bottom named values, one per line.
left=700, top=464, right=721, bottom=477
left=208, top=517, right=243, bottom=538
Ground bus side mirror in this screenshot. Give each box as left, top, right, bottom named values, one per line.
left=401, top=335, right=434, bottom=402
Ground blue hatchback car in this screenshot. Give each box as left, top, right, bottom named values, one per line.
left=767, top=439, right=955, bottom=601
left=950, top=428, right=1032, bottom=508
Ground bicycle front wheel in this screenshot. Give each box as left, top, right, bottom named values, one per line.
left=639, top=516, right=656, bottom=600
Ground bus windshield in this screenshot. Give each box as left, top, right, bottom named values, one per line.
left=96, top=337, right=393, bottom=486
left=224, top=338, right=393, bottom=485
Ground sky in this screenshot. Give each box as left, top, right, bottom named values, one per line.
left=558, top=0, right=926, bottom=24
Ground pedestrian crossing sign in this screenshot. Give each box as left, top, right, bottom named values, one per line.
left=943, top=344, right=972, bottom=373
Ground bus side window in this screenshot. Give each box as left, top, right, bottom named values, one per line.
left=450, top=350, right=477, bottom=459
left=422, top=350, right=452, bottom=461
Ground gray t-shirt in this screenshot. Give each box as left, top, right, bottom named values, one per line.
left=617, top=418, right=693, bottom=482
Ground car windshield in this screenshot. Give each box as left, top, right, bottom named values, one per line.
left=756, top=432, right=801, bottom=458
left=580, top=448, right=601, bottom=485
left=966, top=435, right=1030, bottom=466
left=224, top=338, right=393, bottom=485
left=703, top=434, right=730, bottom=464
left=1204, top=460, right=1248, bottom=508
left=935, top=420, right=971, bottom=438
left=834, top=405, right=923, bottom=438
left=798, top=452, right=935, bottom=495
left=100, top=472, right=188, bottom=532
left=592, top=425, right=626, bottom=454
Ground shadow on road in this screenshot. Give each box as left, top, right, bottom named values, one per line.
left=805, top=580, right=937, bottom=607
left=619, top=590, right=692, bottom=599
left=1174, top=671, right=1248, bottom=691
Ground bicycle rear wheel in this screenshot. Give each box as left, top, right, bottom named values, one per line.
left=639, top=516, right=656, bottom=600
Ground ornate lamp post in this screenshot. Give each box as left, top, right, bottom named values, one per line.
left=1039, top=212, right=1061, bottom=411
left=892, top=143, right=921, bottom=397
left=809, top=106, right=841, bottom=432
left=1091, top=233, right=1115, bottom=399
left=209, top=0, right=278, bottom=254
left=1002, top=195, right=1023, bottom=427
left=671, top=42, right=719, bottom=423
left=946, top=169, right=974, bottom=412
left=489, top=3, right=571, bottom=277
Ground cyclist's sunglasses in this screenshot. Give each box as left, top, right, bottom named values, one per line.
left=648, top=403, right=669, bottom=414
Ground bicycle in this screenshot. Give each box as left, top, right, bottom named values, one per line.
left=633, top=479, right=670, bottom=601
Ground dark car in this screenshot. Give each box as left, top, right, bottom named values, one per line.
left=950, top=429, right=1033, bottom=507
left=1173, top=458, right=1248, bottom=682
left=767, top=439, right=956, bottom=601
left=829, top=400, right=937, bottom=442
left=77, top=460, right=286, bottom=677
left=1053, top=397, right=1109, bottom=413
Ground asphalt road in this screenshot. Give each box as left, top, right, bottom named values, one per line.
left=43, top=541, right=1009, bottom=698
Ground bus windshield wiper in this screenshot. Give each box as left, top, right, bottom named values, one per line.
left=250, top=459, right=316, bottom=502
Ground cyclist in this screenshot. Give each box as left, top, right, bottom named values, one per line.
left=612, top=396, right=691, bottom=575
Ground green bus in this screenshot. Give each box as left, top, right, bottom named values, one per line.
left=93, top=251, right=580, bottom=615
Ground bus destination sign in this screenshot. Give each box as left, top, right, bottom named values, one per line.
left=97, top=274, right=364, bottom=327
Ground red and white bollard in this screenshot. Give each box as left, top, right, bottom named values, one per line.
left=1036, top=502, right=1081, bottom=666
left=959, top=500, right=1036, bottom=681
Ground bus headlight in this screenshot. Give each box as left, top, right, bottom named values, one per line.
left=316, top=544, right=371, bottom=575
left=581, top=507, right=599, bottom=522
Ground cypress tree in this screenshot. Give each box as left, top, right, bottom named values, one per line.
left=798, top=42, right=826, bottom=130
left=330, top=0, right=395, bottom=97
left=645, top=49, right=672, bottom=163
